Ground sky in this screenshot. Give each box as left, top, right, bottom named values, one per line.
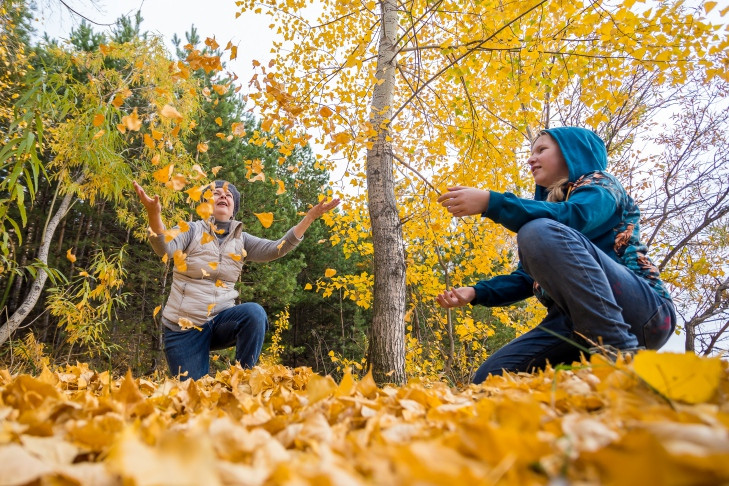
left=31, top=0, right=274, bottom=86
left=29, top=0, right=691, bottom=354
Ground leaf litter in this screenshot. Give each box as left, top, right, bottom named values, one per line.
left=0, top=351, right=728, bottom=485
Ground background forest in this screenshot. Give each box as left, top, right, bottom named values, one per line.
left=1, top=0, right=728, bottom=385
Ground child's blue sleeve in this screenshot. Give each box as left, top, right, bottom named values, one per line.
left=471, top=263, right=533, bottom=307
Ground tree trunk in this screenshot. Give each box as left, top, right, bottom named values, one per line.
left=365, top=0, right=406, bottom=385
left=0, top=178, right=82, bottom=346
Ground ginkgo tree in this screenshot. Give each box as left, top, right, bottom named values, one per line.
left=234, top=0, right=729, bottom=383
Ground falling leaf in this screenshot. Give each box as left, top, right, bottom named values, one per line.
left=632, top=351, right=723, bottom=404
left=178, top=221, right=190, bottom=232
left=143, top=134, right=155, bottom=149
left=249, top=172, right=265, bottom=183
left=197, top=142, right=209, bottom=153
left=207, top=262, right=219, bottom=270
left=212, top=84, right=228, bottom=95
left=254, top=212, right=274, bottom=228
left=304, top=283, right=313, bottom=290
left=151, top=129, right=163, bottom=140
left=151, top=154, right=160, bottom=166
left=166, top=174, right=187, bottom=191
left=116, top=124, right=126, bottom=134
left=229, top=253, right=242, bottom=262
left=177, top=317, right=201, bottom=331
left=230, top=45, right=238, bottom=60
left=201, top=268, right=210, bottom=278
left=200, top=232, right=214, bottom=245
left=704, top=1, right=717, bottom=14
left=196, top=202, right=214, bottom=220
left=205, top=37, right=219, bottom=50
left=153, top=306, right=161, bottom=317
left=186, top=185, right=204, bottom=202
left=211, top=166, right=223, bottom=175
left=319, top=106, right=334, bottom=118
left=276, top=180, right=286, bottom=195
left=160, top=104, right=183, bottom=120
left=92, top=113, right=105, bottom=127
left=214, top=117, right=223, bottom=126
left=111, top=94, right=124, bottom=108
left=79, top=271, right=90, bottom=277
left=161, top=254, right=168, bottom=263
left=173, top=249, right=187, bottom=272
left=215, top=280, right=226, bottom=288
left=163, top=229, right=180, bottom=243
left=121, top=108, right=142, bottom=131
left=190, top=165, right=207, bottom=180
left=66, top=249, right=77, bottom=263
left=207, top=303, right=215, bottom=315
left=93, top=130, right=105, bottom=140
left=153, top=163, right=174, bottom=184
left=324, top=268, right=336, bottom=278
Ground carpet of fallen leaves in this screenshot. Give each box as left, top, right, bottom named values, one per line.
left=1, top=351, right=728, bottom=486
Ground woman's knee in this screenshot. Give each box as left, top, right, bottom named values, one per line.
left=239, top=302, right=268, bottom=330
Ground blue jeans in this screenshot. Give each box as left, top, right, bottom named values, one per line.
left=473, top=219, right=675, bottom=384
left=164, top=302, right=268, bottom=380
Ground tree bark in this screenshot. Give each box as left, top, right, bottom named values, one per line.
left=365, top=0, right=406, bottom=385
left=0, top=177, right=82, bottom=346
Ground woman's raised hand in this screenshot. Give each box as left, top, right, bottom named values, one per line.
left=436, top=287, right=476, bottom=308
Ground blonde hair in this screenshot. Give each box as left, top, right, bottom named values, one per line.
left=546, top=177, right=570, bottom=202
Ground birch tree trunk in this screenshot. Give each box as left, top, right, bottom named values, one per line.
left=0, top=180, right=81, bottom=346
left=365, top=0, right=406, bottom=385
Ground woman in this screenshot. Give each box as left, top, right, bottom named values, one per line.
left=435, top=127, right=675, bottom=384
left=134, top=179, right=339, bottom=380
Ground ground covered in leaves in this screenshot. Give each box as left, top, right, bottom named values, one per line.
left=1, top=351, right=728, bottom=485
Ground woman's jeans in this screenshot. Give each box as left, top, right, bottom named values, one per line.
left=473, top=219, right=675, bottom=384
left=164, top=302, right=268, bottom=380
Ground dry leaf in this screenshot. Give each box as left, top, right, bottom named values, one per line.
left=254, top=212, right=274, bottom=228
left=66, top=249, right=77, bottom=263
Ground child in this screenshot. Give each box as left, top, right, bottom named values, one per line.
left=436, top=127, right=675, bottom=384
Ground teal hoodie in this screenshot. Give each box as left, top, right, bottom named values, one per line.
left=471, top=126, right=670, bottom=306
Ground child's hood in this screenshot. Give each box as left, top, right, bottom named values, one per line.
left=534, top=127, right=608, bottom=201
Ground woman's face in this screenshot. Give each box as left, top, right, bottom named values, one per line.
left=528, top=134, right=569, bottom=188
left=212, top=185, right=235, bottom=221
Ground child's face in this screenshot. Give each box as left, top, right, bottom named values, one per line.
left=528, top=134, right=569, bottom=188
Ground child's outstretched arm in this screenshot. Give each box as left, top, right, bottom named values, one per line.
left=437, top=186, right=490, bottom=217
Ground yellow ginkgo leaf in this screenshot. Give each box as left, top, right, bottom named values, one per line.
left=201, top=268, right=210, bottom=278
left=66, top=249, right=77, bottom=263
left=207, top=303, right=215, bottom=315
left=324, top=268, right=336, bottom=278
left=200, top=232, right=215, bottom=245
left=153, top=305, right=161, bottom=317
left=632, top=351, right=723, bottom=404
left=254, top=212, right=274, bottom=228
left=208, top=262, right=219, bottom=270
left=319, top=106, right=334, bottom=118
left=151, top=154, right=160, bottom=166
left=214, top=117, right=223, bottom=126
left=92, top=130, right=105, bottom=140
left=111, top=94, right=124, bottom=108
left=79, top=271, right=89, bottom=277
left=178, top=221, right=190, bottom=232
left=229, top=253, right=242, bottom=262
left=161, top=254, right=168, bottom=264
left=211, top=166, right=222, bottom=175
left=116, top=123, right=126, bottom=134
left=151, top=129, right=163, bottom=140
left=304, top=283, right=313, bottom=290
left=704, top=1, right=717, bottom=14
left=197, top=142, right=209, bottom=153
left=160, top=104, right=183, bottom=120
left=215, top=280, right=226, bottom=288
left=92, top=113, right=104, bottom=127
left=143, top=134, right=155, bottom=149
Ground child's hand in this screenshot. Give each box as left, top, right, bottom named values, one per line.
left=437, top=186, right=490, bottom=217
left=436, top=287, right=475, bottom=308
